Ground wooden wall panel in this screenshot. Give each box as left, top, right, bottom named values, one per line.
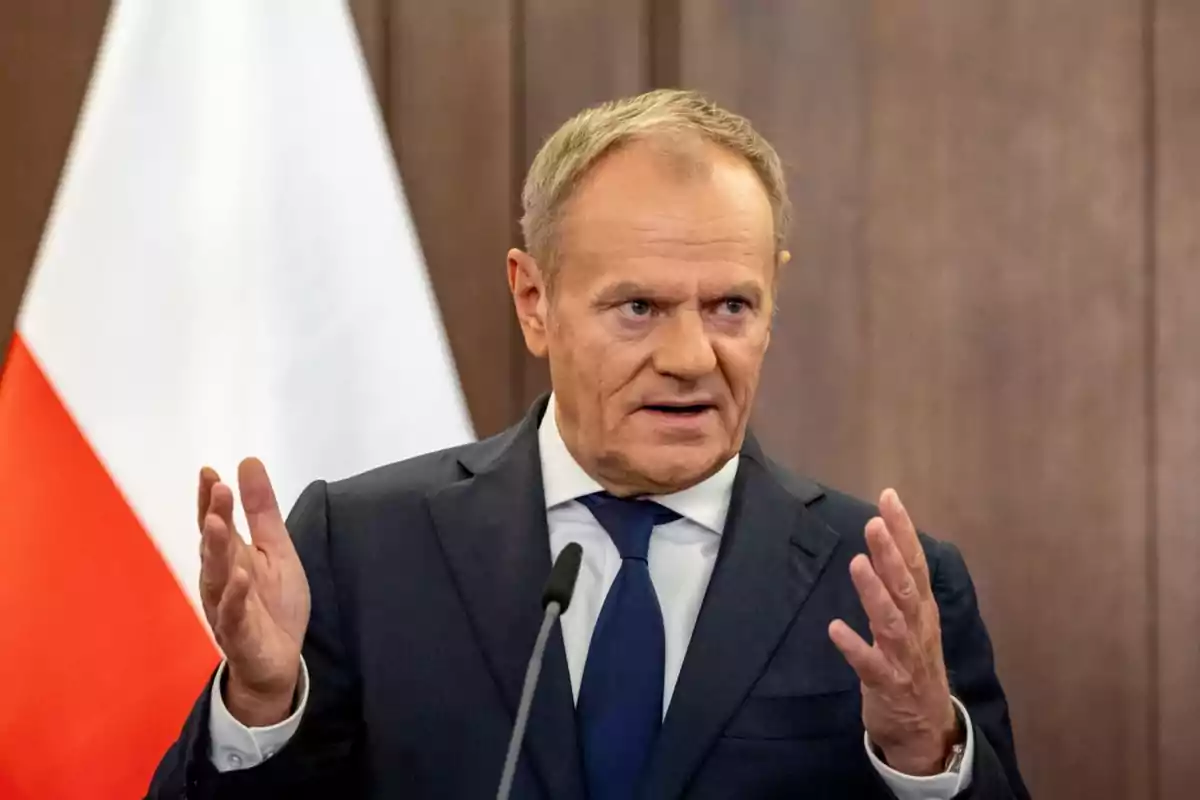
left=864, top=3, right=1151, bottom=797
left=0, top=0, right=110, bottom=369
left=678, top=0, right=874, bottom=493
left=1155, top=0, right=1200, bottom=795
left=523, top=0, right=648, bottom=152
left=385, top=0, right=519, bottom=436
left=517, top=0, right=650, bottom=406
left=682, top=2, right=1151, bottom=797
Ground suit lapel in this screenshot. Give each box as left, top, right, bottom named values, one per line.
left=427, top=398, right=585, bottom=800
left=640, top=436, right=841, bottom=800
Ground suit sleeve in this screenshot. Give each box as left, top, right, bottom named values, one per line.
left=145, top=480, right=364, bottom=798
left=929, top=540, right=1031, bottom=800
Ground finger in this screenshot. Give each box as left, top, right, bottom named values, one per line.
left=865, top=518, right=922, bottom=621
left=238, top=457, right=290, bottom=550
left=209, top=481, right=238, bottom=536
left=197, top=467, right=220, bottom=531
left=879, top=489, right=932, bottom=600
left=200, top=512, right=235, bottom=615
left=215, top=565, right=253, bottom=643
left=849, top=554, right=912, bottom=655
left=828, top=619, right=891, bottom=688
left=205, top=482, right=242, bottom=562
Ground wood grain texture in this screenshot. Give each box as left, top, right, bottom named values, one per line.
left=682, top=2, right=1152, bottom=797
left=864, top=3, right=1150, bottom=796
left=518, top=0, right=650, bottom=407
left=387, top=0, right=519, bottom=436
left=678, top=0, right=874, bottom=493
left=0, top=0, right=110, bottom=368
left=1155, top=0, right=1200, bottom=795
left=523, top=0, right=648, bottom=154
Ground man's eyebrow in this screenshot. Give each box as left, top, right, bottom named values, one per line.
left=711, top=282, right=764, bottom=303
left=592, top=281, right=766, bottom=305
left=592, top=282, right=666, bottom=304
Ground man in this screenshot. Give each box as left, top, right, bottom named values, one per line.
left=149, top=90, right=1028, bottom=799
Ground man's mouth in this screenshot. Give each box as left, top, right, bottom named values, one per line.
left=640, top=402, right=717, bottom=417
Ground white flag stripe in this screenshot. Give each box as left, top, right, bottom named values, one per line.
left=19, top=0, right=474, bottom=621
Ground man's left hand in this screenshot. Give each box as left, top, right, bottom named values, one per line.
left=828, top=488, right=961, bottom=776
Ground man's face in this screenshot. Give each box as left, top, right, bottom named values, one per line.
left=509, top=137, right=776, bottom=495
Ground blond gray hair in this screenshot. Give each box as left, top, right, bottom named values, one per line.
left=520, top=89, right=790, bottom=277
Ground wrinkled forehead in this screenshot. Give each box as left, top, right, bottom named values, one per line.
left=554, top=137, right=776, bottom=276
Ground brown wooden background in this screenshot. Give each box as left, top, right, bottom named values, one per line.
left=2, top=2, right=1198, bottom=798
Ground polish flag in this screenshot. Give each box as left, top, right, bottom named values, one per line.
left=0, top=2, right=474, bottom=797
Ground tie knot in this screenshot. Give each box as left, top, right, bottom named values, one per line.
left=577, top=492, right=680, bottom=560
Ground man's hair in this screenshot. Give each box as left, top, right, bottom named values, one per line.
left=520, top=89, right=791, bottom=278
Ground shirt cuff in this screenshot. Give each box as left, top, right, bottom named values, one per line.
left=207, top=658, right=309, bottom=772
left=864, top=696, right=974, bottom=800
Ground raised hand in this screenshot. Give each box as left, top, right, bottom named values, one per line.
left=828, top=489, right=960, bottom=776
left=198, top=458, right=311, bottom=726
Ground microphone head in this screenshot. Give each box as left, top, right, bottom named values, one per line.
left=542, top=542, right=583, bottom=613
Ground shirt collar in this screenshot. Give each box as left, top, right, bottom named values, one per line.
left=538, top=394, right=738, bottom=534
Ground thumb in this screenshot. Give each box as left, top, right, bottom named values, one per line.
left=238, top=457, right=290, bottom=550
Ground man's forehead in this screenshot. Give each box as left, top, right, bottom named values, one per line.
left=545, top=138, right=777, bottom=288
left=594, top=276, right=767, bottom=300
left=565, top=224, right=771, bottom=260
left=580, top=197, right=770, bottom=247
left=557, top=190, right=774, bottom=260
left=552, top=246, right=773, bottom=297
left=551, top=221, right=777, bottom=291
left=562, top=139, right=770, bottom=221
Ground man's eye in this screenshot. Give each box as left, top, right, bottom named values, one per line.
left=621, top=299, right=654, bottom=317
left=718, top=298, right=750, bottom=316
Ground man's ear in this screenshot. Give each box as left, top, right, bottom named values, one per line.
left=507, top=248, right=549, bottom=357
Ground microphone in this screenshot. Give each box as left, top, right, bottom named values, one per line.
left=496, top=542, right=584, bottom=800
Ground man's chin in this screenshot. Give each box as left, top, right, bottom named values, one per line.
left=615, top=446, right=732, bottom=495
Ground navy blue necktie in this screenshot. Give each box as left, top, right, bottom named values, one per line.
left=576, top=492, right=680, bottom=800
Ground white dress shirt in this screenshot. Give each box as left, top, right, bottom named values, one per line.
left=210, top=395, right=973, bottom=798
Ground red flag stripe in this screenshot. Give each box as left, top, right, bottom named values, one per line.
left=0, top=333, right=218, bottom=799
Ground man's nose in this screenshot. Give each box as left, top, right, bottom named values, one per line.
left=651, top=309, right=717, bottom=380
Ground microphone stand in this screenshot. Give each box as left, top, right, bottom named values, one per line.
left=495, top=542, right=583, bottom=800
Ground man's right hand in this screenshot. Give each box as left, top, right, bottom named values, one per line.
left=198, top=458, right=311, bottom=727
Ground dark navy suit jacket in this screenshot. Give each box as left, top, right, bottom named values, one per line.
left=148, top=398, right=1029, bottom=799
